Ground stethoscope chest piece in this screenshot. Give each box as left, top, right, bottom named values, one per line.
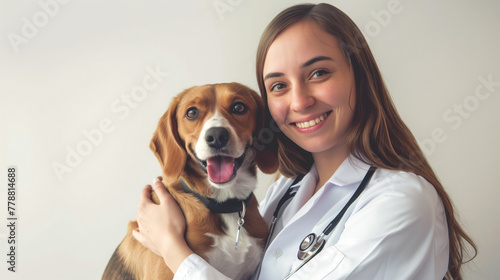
left=298, top=233, right=326, bottom=260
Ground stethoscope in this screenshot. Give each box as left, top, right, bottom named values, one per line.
left=255, top=166, right=376, bottom=279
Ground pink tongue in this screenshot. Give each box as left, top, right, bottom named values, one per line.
left=207, top=157, right=235, bottom=183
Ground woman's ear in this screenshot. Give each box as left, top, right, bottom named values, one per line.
left=149, top=96, right=186, bottom=184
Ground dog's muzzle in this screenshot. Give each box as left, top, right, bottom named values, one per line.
left=194, top=127, right=248, bottom=184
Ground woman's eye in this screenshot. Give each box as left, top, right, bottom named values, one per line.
left=186, top=107, right=200, bottom=120
left=312, top=70, right=328, bottom=78
left=270, top=83, right=286, bottom=92
left=231, top=102, right=248, bottom=115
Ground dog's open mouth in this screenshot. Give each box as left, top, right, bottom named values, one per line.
left=196, top=147, right=247, bottom=184
left=207, top=156, right=236, bottom=183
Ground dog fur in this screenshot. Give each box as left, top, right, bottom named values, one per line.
left=102, top=83, right=278, bottom=280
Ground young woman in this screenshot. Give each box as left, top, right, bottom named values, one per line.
left=133, top=3, right=476, bottom=279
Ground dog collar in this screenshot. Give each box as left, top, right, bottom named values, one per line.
left=179, top=179, right=252, bottom=213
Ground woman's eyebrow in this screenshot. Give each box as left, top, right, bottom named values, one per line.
left=301, top=56, right=333, bottom=68
left=264, top=72, right=283, bottom=81
left=264, top=56, right=333, bottom=81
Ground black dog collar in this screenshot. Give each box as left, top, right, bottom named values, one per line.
left=180, top=179, right=252, bottom=213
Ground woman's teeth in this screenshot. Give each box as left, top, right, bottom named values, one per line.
left=295, top=113, right=328, bottom=129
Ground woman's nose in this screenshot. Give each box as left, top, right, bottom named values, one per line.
left=290, top=84, right=314, bottom=112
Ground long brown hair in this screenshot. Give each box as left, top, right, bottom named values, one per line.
left=256, top=3, right=476, bottom=279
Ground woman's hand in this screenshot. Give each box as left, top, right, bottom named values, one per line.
left=132, top=178, right=194, bottom=273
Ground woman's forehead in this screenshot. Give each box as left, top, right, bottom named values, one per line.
left=263, top=21, right=344, bottom=72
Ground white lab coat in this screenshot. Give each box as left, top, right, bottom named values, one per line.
left=174, top=156, right=449, bottom=280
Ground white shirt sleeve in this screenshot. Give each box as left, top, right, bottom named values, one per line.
left=174, top=254, right=231, bottom=280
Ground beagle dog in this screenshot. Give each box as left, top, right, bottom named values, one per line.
left=102, top=83, right=278, bottom=280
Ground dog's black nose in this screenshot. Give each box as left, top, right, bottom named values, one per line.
left=205, top=127, right=229, bottom=149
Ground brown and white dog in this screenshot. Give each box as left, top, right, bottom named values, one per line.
left=102, top=83, right=278, bottom=280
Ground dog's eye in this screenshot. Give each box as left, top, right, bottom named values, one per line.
left=186, top=107, right=200, bottom=120
left=231, top=102, right=248, bottom=115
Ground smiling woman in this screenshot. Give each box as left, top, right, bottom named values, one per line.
left=255, top=3, right=477, bottom=279
left=263, top=21, right=357, bottom=186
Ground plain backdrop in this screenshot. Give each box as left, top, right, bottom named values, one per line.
left=1, top=0, right=499, bottom=279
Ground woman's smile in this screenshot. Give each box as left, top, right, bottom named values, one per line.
left=292, top=111, right=331, bottom=130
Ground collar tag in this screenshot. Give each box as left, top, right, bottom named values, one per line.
left=235, top=201, right=246, bottom=250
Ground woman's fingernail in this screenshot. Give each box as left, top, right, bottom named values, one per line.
left=153, top=177, right=161, bottom=184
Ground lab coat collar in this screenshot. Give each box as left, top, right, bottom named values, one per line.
left=326, top=154, right=371, bottom=187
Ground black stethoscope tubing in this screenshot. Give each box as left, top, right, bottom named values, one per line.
left=318, top=166, right=376, bottom=236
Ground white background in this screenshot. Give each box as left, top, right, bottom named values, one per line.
left=0, top=0, right=498, bottom=279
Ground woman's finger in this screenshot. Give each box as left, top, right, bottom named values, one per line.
left=139, top=184, right=154, bottom=204
left=152, top=178, right=170, bottom=205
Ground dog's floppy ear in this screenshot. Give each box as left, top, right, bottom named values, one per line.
left=248, top=87, right=279, bottom=174
left=150, top=94, right=186, bottom=184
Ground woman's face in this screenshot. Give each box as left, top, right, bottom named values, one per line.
left=263, top=20, right=356, bottom=158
